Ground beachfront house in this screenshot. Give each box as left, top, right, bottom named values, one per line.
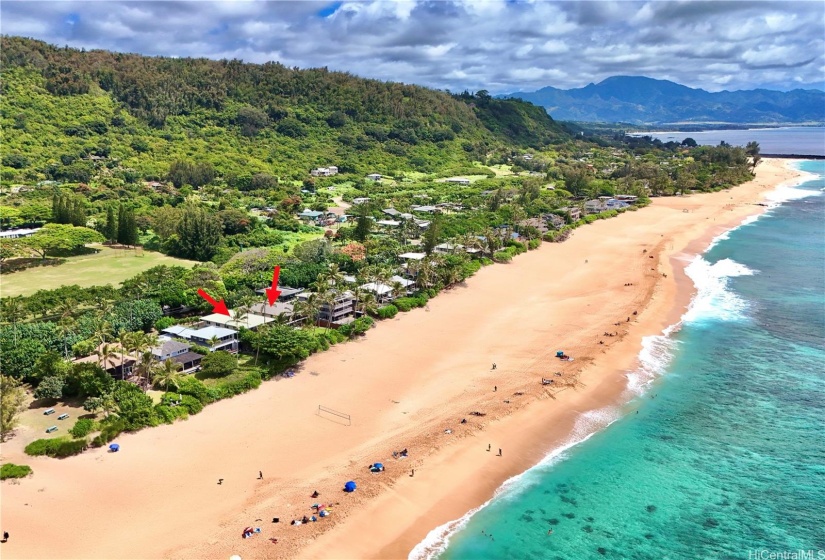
left=615, top=194, right=639, bottom=203
left=162, top=325, right=239, bottom=353
left=151, top=338, right=203, bottom=373
left=249, top=301, right=302, bottom=325
left=297, top=290, right=356, bottom=327
left=254, top=285, right=304, bottom=302
left=73, top=349, right=136, bottom=380
left=559, top=207, right=582, bottom=221
left=201, top=310, right=274, bottom=331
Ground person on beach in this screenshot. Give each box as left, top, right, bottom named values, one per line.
left=217, top=478, right=223, bottom=485
left=259, top=471, right=263, bottom=480
left=494, top=385, right=497, bottom=392
left=311, top=490, right=319, bottom=498
left=498, top=448, right=502, bottom=456
left=492, top=363, right=497, bottom=370
left=487, top=444, right=491, bottom=452
left=2, top=531, right=8, bottom=543
left=410, top=469, right=415, bottom=477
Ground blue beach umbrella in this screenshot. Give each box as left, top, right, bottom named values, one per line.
left=344, top=481, right=357, bottom=492
left=109, top=443, right=120, bottom=452
left=373, top=463, right=383, bottom=470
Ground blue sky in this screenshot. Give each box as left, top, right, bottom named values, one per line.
left=1, top=0, right=823, bottom=93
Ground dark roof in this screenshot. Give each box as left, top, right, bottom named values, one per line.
left=153, top=339, right=190, bottom=357
left=170, top=351, right=203, bottom=365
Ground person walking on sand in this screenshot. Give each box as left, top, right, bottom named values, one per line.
left=2, top=530, right=8, bottom=543
left=410, top=469, right=415, bottom=477
left=258, top=471, right=263, bottom=480
left=494, top=385, right=497, bottom=392
left=487, top=444, right=491, bottom=452
left=217, top=478, right=224, bottom=485
left=498, top=448, right=502, bottom=456
left=492, top=363, right=497, bottom=370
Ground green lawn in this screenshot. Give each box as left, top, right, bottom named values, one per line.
left=1, top=245, right=198, bottom=297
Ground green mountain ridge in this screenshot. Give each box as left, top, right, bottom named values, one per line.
left=1, top=36, right=569, bottom=186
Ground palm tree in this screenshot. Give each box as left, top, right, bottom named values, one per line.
left=137, top=349, right=155, bottom=391
left=96, top=343, right=116, bottom=370
left=57, top=317, right=76, bottom=359
left=356, top=291, right=379, bottom=317
left=233, top=305, right=250, bottom=329
left=293, top=294, right=321, bottom=328
left=208, top=335, right=221, bottom=352
left=152, top=359, right=184, bottom=392
left=117, top=331, right=133, bottom=380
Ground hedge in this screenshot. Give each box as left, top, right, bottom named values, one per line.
left=214, top=370, right=263, bottom=399
left=91, top=417, right=127, bottom=447
left=69, top=418, right=95, bottom=439
left=394, top=296, right=428, bottom=312
left=25, top=437, right=88, bottom=458
left=493, top=250, right=513, bottom=263
left=1, top=463, right=33, bottom=479
left=376, top=304, right=398, bottom=319
left=527, top=238, right=541, bottom=250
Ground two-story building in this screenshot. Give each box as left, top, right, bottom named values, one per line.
left=297, top=290, right=356, bottom=326
left=311, top=166, right=338, bottom=177
left=162, top=325, right=239, bottom=353
left=151, top=338, right=203, bottom=373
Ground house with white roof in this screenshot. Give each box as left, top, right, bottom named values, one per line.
left=201, top=310, right=274, bottom=331
left=162, top=325, right=239, bottom=353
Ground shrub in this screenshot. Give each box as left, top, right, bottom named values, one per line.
left=25, top=437, right=88, bottom=458
left=493, top=250, right=513, bottom=263
left=528, top=239, right=542, bottom=250
left=91, top=417, right=127, bottom=447
left=214, top=370, right=263, bottom=399
left=200, top=351, right=238, bottom=378
left=154, top=316, right=176, bottom=331
left=1, top=463, right=33, bottom=479
left=69, top=418, right=95, bottom=438
left=376, top=305, right=399, bottom=319
left=154, top=404, right=188, bottom=424
left=479, top=257, right=494, bottom=266
left=394, top=297, right=427, bottom=312
left=177, top=376, right=218, bottom=404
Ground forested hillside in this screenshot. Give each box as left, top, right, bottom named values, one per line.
left=1, top=36, right=569, bottom=187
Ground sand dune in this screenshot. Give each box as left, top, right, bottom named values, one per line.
left=0, top=159, right=805, bottom=560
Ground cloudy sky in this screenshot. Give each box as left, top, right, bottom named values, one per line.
left=1, top=1, right=823, bottom=93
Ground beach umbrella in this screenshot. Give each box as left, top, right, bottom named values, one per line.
left=344, top=481, right=357, bottom=492
left=373, top=463, right=383, bottom=470
left=230, top=555, right=242, bottom=560
left=109, top=443, right=120, bottom=452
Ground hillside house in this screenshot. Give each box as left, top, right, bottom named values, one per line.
left=311, top=166, right=338, bottom=177
left=444, top=177, right=471, bottom=186
left=366, top=173, right=382, bottom=181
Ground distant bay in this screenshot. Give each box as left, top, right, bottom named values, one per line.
left=630, top=127, right=825, bottom=156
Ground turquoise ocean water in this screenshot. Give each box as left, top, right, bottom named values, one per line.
left=412, top=160, right=825, bottom=560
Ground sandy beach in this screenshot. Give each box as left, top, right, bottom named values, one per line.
left=0, top=158, right=809, bottom=560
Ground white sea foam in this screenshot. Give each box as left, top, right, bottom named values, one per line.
left=408, top=408, right=622, bottom=560
left=682, top=257, right=755, bottom=324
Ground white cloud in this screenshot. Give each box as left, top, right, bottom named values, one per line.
left=0, top=0, right=821, bottom=93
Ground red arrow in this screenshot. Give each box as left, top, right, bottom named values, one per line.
left=197, top=288, right=230, bottom=316
left=265, top=265, right=282, bottom=306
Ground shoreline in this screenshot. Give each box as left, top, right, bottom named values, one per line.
left=0, top=159, right=810, bottom=560
left=299, top=158, right=813, bottom=560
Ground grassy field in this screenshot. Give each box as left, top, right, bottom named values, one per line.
left=1, top=245, right=198, bottom=297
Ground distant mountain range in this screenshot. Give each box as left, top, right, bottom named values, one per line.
left=503, top=76, right=825, bottom=126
